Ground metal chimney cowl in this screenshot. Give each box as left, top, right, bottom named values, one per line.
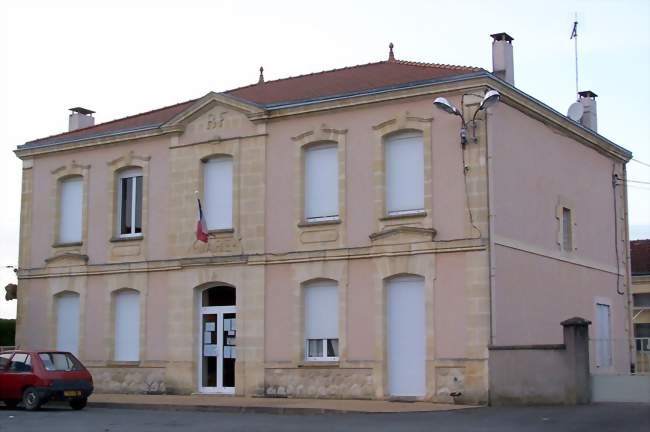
left=578, top=91, right=597, bottom=132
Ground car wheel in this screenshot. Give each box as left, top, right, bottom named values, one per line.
left=69, top=398, right=87, bottom=410
left=3, top=400, right=19, bottom=409
left=22, top=388, right=41, bottom=411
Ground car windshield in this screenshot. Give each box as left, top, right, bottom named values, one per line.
left=38, top=353, right=81, bottom=371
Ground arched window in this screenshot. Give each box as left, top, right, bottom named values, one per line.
left=303, top=280, right=338, bottom=361
left=114, top=290, right=140, bottom=361
left=203, top=156, right=233, bottom=230
left=58, top=176, right=83, bottom=244
left=116, top=168, right=143, bottom=237
left=304, top=143, right=338, bottom=221
left=55, top=292, right=80, bottom=355
left=202, top=285, right=236, bottom=307
left=384, top=131, right=424, bottom=216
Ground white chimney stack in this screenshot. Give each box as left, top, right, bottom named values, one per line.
left=490, top=32, right=514, bottom=85
left=578, top=91, right=597, bottom=132
left=68, top=107, right=95, bottom=131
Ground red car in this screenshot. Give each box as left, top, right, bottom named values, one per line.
left=0, top=350, right=93, bottom=410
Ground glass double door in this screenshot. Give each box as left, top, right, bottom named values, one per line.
left=199, top=306, right=236, bottom=393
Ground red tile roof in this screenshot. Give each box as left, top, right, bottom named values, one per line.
left=631, top=240, right=650, bottom=275
left=22, top=58, right=481, bottom=148
left=226, top=60, right=481, bottom=106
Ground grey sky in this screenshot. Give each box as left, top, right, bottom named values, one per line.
left=1, top=0, right=649, bottom=319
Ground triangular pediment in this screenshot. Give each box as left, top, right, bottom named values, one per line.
left=164, top=92, right=266, bottom=145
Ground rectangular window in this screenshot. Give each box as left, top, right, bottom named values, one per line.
left=634, top=323, right=650, bottom=352
left=114, top=290, right=140, bottom=361
left=203, top=157, right=233, bottom=230
left=562, top=207, right=572, bottom=251
left=385, top=132, right=424, bottom=215
left=595, top=303, right=612, bottom=368
left=117, top=169, right=143, bottom=237
left=56, top=293, right=80, bottom=355
left=304, top=144, right=339, bottom=221
left=633, top=293, right=650, bottom=308
left=8, top=353, right=32, bottom=372
left=304, top=281, right=339, bottom=361
left=58, top=177, right=83, bottom=244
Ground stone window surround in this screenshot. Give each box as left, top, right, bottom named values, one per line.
left=49, top=162, right=90, bottom=254
left=372, top=112, right=433, bottom=233
left=556, top=196, right=577, bottom=254
left=199, top=149, right=239, bottom=237
left=49, top=287, right=86, bottom=360
left=107, top=151, right=150, bottom=260
left=107, top=287, right=146, bottom=365
left=292, top=125, right=347, bottom=249
left=298, top=277, right=342, bottom=366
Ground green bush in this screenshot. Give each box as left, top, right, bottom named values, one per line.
left=0, top=319, right=16, bottom=346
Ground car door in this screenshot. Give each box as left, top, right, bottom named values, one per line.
left=0, top=353, right=13, bottom=399
left=3, top=353, right=34, bottom=399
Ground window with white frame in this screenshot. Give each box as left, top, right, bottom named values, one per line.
left=562, top=207, right=573, bottom=251
left=58, top=176, right=83, bottom=244
left=384, top=131, right=424, bottom=216
left=304, top=143, right=339, bottom=222
left=114, top=290, right=140, bottom=361
left=117, top=168, right=143, bottom=237
left=203, top=156, right=233, bottom=230
left=304, top=280, right=339, bottom=361
left=55, top=292, right=80, bottom=355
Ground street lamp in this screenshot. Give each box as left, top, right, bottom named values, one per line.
left=433, top=90, right=501, bottom=145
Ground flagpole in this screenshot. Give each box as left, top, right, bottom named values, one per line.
left=573, top=13, right=579, bottom=99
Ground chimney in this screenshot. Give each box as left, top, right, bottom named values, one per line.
left=578, top=91, right=597, bottom=132
left=490, top=32, right=514, bottom=85
left=68, top=107, right=95, bottom=131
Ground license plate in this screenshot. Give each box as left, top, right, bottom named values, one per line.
left=64, top=390, right=81, bottom=397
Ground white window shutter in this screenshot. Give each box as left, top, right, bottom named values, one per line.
left=304, top=281, right=338, bottom=339
left=304, top=144, right=339, bottom=219
left=56, top=292, right=80, bottom=355
left=385, top=132, right=424, bottom=214
left=114, top=291, right=140, bottom=361
left=59, top=177, right=83, bottom=243
left=203, top=157, right=233, bottom=230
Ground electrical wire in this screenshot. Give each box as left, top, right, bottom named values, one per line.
left=631, top=158, right=650, bottom=169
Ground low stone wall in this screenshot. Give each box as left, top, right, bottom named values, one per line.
left=89, top=366, right=167, bottom=394
left=488, top=317, right=591, bottom=405
left=264, top=368, right=374, bottom=399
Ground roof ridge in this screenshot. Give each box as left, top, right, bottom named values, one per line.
left=393, top=59, right=481, bottom=71
left=225, top=58, right=481, bottom=94
left=225, top=60, right=390, bottom=93
left=25, top=98, right=198, bottom=144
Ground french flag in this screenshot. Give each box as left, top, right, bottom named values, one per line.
left=196, top=198, right=208, bottom=243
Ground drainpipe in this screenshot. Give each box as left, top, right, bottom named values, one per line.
left=485, top=97, right=497, bottom=346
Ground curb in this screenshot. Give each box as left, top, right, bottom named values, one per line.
left=88, top=402, right=367, bottom=415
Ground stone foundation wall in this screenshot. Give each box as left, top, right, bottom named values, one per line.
left=264, top=368, right=374, bottom=399
left=89, top=367, right=166, bottom=394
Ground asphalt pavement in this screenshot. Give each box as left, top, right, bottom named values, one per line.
left=0, top=403, right=648, bottom=432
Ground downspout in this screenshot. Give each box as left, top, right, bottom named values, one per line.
left=485, top=107, right=497, bottom=346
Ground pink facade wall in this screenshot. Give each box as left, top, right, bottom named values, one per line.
left=489, top=104, right=629, bottom=371
left=145, top=272, right=169, bottom=361
left=346, top=259, right=376, bottom=361
left=434, top=253, right=468, bottom=359
left=265, top=95, right=469, bottom=252
left=27, top=136, right=170, bottom=268
left=264, top=264, right=293, bottom=362
left=84, top=276, right=108, bottom=361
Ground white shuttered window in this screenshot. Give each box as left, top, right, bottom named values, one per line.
left=304, top=280, right=339, bottom=360
left=59, top=177, right=83, bottom=244
left=385, top=132, right=424, bottom=215
left=304, top=144, right=339, bottom=221
left=114, top=290, right=140, bottom=361
left=56, top=292, right=80, bottom=355
left=203, top=157, right=233, bottom=230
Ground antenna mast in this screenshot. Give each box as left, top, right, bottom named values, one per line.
left=570, top=13, right=579, bottom=99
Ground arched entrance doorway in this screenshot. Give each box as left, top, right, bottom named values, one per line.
left=198, top=285, right=236, bottom=394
